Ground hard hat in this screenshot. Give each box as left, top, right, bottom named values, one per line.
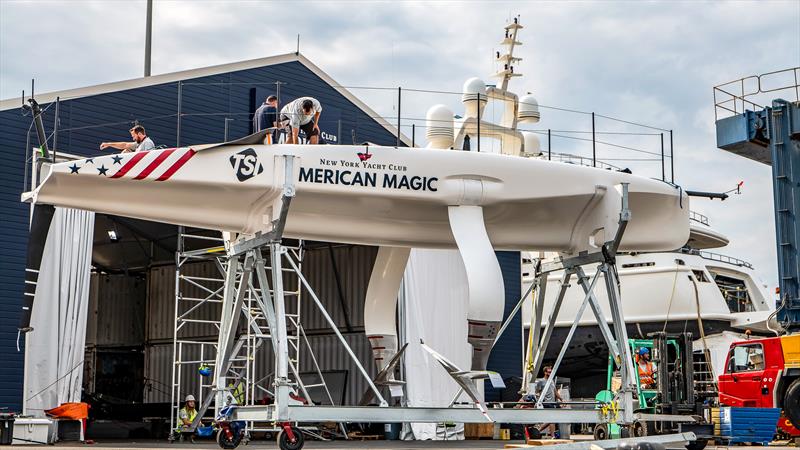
left=185, top=394, right=196, bottom=402
left=638, top=347, right=650, bottom=356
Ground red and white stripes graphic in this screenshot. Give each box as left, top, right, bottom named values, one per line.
left=109, top=148, right=196, bottom=181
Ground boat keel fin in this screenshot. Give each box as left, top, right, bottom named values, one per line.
left=364, top=246, right=411, bottom=372
left=448, top=205, right=505, bottom=370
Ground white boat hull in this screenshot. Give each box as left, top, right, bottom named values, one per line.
left=29, top=143, right=690, bottom=254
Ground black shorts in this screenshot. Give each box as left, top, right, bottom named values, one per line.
left=281, top=115, right=318, bottom=138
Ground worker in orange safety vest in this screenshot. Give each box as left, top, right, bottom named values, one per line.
left=636, top=347, right=657, bottom=389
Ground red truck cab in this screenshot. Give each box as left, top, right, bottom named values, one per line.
left=719, top=337, right=785, bottom=407
left=718, top=335, right=800, bottom=433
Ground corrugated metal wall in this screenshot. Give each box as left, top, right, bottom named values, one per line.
left=86, top=274, right=147, bottom=347
left=147, top=261, right=226, bottom=343
left=142, top=244, right=378, bottom=406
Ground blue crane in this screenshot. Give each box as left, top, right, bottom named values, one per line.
left=715, top=67, right=800, bottom=332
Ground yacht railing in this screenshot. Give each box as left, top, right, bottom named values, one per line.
left=689, top=211, right=709, bottom=226
left=543, top=152, right=622, bottom=171
left=682, top=248, right=753, bottom=269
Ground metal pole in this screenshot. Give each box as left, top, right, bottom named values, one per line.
left=548, top=129, right=551, bottom=160
left=476, top=93, right=481, bottom=152
left=412, top=124, right=415, bottom=147
left=176, top=81, right=182, bottom=147
left=270, top=245, right=291, bottom=418
left=592, top=113, right=597, bottom=167
left=224, top=118, right=233, bottom=141
left=396, top=87, right=401, bottom=147
left=144, top=0, right=153, bottom=77
left=53, top=97, right=59, bottom=157
left=660, top=133, right=665, bottom=181
left=535, top=272, right=599, bottom=408
left=670, top=130, right=675, bottom=183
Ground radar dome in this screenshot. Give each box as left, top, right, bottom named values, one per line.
left=521, top=131, right=541, bottom=156
left=518, top=94, right=540, bottom=123
left=426, top=104, right=454, bottom=149
left=462, top=77, right=488, bottom=118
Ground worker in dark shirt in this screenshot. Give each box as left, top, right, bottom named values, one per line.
left=253, top=95, right=279, bottom=143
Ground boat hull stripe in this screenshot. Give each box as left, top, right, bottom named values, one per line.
left=110, top=152, right=148, bottom=179
left=156, top=149, right=196, bottom=181
left=134, top=148, right=176, bottom=180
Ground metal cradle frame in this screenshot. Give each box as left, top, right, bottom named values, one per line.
left=208, top=155, right=695, bottom=447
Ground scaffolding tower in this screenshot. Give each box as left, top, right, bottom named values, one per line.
left=169, top=225, right=338, bottom=441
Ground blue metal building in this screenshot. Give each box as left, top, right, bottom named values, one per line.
left=0, top=53, right=521, bottom=413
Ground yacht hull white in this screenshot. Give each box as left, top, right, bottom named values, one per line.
left=521, top=251, right=775, bottom=396
left=30, top=143, right=689, bottom=253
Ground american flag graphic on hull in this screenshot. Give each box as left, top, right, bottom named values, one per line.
left=69, top=148, right=197, bottom=181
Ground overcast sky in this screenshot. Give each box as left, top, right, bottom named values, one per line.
left=2, top=0, right=799, bottom=291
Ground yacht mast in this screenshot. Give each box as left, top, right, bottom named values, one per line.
left=496, top=16, right=523, bottom=92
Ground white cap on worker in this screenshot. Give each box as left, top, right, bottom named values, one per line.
left=185, top=394, right=196, bottom=402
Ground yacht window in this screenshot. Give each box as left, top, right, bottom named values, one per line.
left=727, top=344, right=765, bottom=373
left=692, top=270, right=710, bottom=282
left=674, top=259, right=685, bottom=266
left=712, top=273, right=754, bottom=313
left=621, top=262, right=655, bottom=268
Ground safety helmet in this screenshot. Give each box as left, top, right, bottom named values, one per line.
left=185, top=394, right=196, bottom=402
left=638, top=347, right=650, bottom=356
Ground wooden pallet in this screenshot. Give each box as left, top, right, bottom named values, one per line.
left=346, top=433, right=382, bottom=441
left=505, top=439, right=574, bottom=448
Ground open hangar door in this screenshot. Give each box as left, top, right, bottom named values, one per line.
left=80, top=214, right=380, bottom=437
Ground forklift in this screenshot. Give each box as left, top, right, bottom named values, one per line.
left=594, top=332, right=715, bottom=450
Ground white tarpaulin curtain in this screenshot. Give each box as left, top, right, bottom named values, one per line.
left=401, top=249, right=471, bottom=440
left=24, top=207, right=95, bottom=416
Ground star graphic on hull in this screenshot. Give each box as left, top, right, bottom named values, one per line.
left=69, top=163, right=80, bottom=174
left=112, top=155, right=123, bottom=165
left=85, top=158, right=94, bottom=164
left=97, top=165, right=108, bottom=176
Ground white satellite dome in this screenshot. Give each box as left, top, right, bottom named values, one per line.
left=518, top=94, right=540, bottom=123
left=521, top=131, right=541, bottom=155
left=462, top=77, right=488, bottom=119
left=426, top=104, right=454, bottom=149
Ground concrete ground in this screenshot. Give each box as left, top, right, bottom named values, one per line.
left=40, top=437, right=796, bottom=450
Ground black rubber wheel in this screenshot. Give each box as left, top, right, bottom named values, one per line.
left=593, top=423, right=609, bottom=440
left=277, top=427, right=304, bottom=450
left=632, top=420, right=649, bottom=437
left=785, top=378, right=800, bottom=429
left=619, top=426, right=631, bottom=438
left=685, top=438, right=708, bottom=450
left=217, top=428, right=243, bottom=449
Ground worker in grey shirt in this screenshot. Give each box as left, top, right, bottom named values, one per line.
left=100, top=125, right=155, bottom=153
left=279, top=97, right=322, bottom=144
left=535, top=365, right=562, bottom=436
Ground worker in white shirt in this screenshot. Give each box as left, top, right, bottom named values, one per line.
left=279, top=97, right=322, bottom=144
left=100, top=125, right=155, bottom=153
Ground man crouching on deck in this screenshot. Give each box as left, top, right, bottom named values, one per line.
left=280, top=97, right=322, bottom=144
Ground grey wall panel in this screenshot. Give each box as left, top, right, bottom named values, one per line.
left=298, top=245, right=377, bottom=332
left=250, top=332, right=375, bottom=407
left=144, top=342, right=217, bottom=405
left=86, top=274, right=147, bottom=347
left=147, top=260, right=226, bottom=342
